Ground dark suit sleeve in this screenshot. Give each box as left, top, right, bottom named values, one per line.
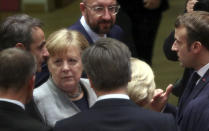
left=164, top=114, right=180, bottom=131
left=164, top=103, right=177, bottom=117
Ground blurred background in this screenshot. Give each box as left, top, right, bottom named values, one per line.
left=0, top=0, right=185, bottom=105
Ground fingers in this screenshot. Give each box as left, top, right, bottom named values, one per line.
left=163, top=84, right=173, bottom=97
left=152, top=89, right=164, bottom=100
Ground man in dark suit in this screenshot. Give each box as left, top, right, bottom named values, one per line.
left=151, top=11, right=209, bottom=131
left=54, top=38, right=178, bottom=131
left=0, top=48, right=51, bottom=131
left=163, top=0, right=209, bottom=98
left=0, top=14, right=49, bottom=88
left=0, top=13, right=49, bottom=124
left=68, top=0, right=136, bottom=55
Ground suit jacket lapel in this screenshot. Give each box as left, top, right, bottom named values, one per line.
left=190, top=69, right=209, bottom=99
left=177, top=69, right=209, bottom=124
left=77, top=20, right=94, bottom=44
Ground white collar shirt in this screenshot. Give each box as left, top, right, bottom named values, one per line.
left=97, top=94, right=130, bottom=102
left=80, top=16, right=107, bottom=43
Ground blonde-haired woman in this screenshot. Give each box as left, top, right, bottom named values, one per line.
left=127, top=57, right=156, bottom=107
left=33, top=29, right=97, bottom=127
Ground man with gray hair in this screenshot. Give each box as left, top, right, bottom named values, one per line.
left=0, top=48, right=51, bottom=131
left=54, top=38, right=177, bottom=131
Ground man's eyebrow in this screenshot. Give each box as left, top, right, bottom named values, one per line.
left=39, top=41, right=46, bottom=49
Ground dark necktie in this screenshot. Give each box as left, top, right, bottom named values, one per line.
left=177, top=72, right=200, bottom=124
left=181, top=72, right=200, bottom=106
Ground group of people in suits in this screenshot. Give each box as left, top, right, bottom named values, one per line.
left=0, top=14, right=51, bottom=130
left=1, top=0, right=209, bottom=131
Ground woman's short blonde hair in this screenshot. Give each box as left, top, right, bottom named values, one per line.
left=127, top=57, right=156, bottom=106
left=46, top=29, right=89, bottom=56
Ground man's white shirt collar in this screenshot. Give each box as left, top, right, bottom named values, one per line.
left=97, top=94, right=130, bottom=101
left=80, top=16, right=107, bottom=43
left=0, top=98, right=25, bottom=109
left=197, top=62, right=209, bottom=78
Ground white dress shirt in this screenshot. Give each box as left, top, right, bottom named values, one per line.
left=97, top=94, right=130, bottom=102
left=80, top=16, right=107, bottom=43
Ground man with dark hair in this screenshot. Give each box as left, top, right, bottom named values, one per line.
left=54, top=38, right=177, bottom=131
left=163, top=0, right=209, bottom=98
left=0, top=13, right=49, bottom=87
left=151, top=11, right=209, bottom=131
left=0, top=48, right=51, bottom=131
left=0, top=13, right=49, bottom=124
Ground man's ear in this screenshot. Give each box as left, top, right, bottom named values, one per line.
left=192, top=41, right=202, bottom=54
left=80, top=2, right=86, bottom=16
left=28, top=75, right=35, bottom=91
left=15, top=43, right=26, bottom=50
left=24, top=75, right=35, bottom=104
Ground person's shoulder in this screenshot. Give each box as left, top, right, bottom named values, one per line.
left=54, top=111, right=88, bottom=131
left=3, top=110, right=52, bottom=131
left=138, top=109, right=177, bottom=130
left=68, top=20, right=82, bottom=30
left=33, top=79, right=53, bottom=100
left=34, top=80, right=50, bottom=94
left=111, top=24, right=123, bottom=32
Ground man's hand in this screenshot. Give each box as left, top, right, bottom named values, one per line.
left=149, top=84, right=173, bottom=112
left=144, top=0, right=161, bottom=10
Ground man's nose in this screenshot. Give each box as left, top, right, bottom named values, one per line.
left=102, top=8, right=111, bottom=20
left=171, top=41, right=178, bottom=51
left=42, top=47, right=49, bottom=57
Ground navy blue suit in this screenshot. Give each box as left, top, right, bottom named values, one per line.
left=165, top=69, right=209, bottom=131
left=0, top=101, right=51, bottom=131
left=54, top=99, right=178, bottom=131
left=68, top=19, right=138, bottom=56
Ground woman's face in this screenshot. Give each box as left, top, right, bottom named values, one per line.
left=48, top=45, right=83, bottom=93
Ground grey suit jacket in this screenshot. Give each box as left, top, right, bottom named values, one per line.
left=33, top=77, right=97, bottom=127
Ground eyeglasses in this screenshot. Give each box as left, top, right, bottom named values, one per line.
left=84, top=4, right=120, bottom=16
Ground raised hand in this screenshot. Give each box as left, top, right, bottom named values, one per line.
left=149, top=84, right=173, bottom=112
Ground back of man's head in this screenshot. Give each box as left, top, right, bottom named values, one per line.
left=0, top=14, right=43, bottom=51
left=0, top=48, right=36, bottom=90
left=82, top=38, right=131, bottom=91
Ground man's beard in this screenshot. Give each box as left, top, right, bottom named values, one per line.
left=92, top=20, right=114, bottom=34
left=86, top=14, right=114, bottom=34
